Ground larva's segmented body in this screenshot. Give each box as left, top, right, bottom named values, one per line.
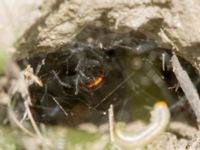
left=114, top=101, right=170, bottom=148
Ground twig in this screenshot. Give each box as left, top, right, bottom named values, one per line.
left=162, top=53, right=165, bottom=71
left=20, top=110, right=28, bottom=123
left=108, top=104, right=121, bottom=150
left=7, top=100, right=36, bottom=137
left=24, top=100, right=43, bottom=137
left=8, top=62, right=43, bottom=137
left=51, top=96, right=68, bottom=117
left=171, top=54, right=200, bottom=126
left=108, top=104, right=115, bottom=144
left=160, top=29, right=200, bottom=127
left=159, top=28, right=179, bottom=51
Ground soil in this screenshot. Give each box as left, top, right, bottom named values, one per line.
left=0, top=0, right=200, bottom=149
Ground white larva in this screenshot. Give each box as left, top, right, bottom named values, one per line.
left=113, top=101, right=170, bottom=148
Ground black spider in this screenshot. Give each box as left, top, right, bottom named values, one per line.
left=20, top=26, right=165, bottom=125
left=23, top=47, right=119, bottom=124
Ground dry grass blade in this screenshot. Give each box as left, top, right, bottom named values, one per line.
left=171, top=54, right=200, bottom=125
left=7, top=100, right=36, bottom=137
left=8, top=62, right=43, bottom=137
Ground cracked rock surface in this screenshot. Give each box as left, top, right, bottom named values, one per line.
left=15, top=0, right=200, bottom=74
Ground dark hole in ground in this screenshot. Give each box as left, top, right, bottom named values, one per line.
left=17, top=25, right=200, bottom=127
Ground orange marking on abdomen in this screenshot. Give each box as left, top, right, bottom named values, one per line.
left=87, top=76, right=104, bottom=88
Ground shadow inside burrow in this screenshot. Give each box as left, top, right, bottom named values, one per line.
left=16, top=25, right=199, bottom=127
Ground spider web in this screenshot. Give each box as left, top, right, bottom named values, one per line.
left=19, top=26, right=200, bottom=126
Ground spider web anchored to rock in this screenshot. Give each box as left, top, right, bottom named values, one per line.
left=15, top=25, right=200, bottom=127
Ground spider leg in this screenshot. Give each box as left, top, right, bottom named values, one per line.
left=50, top=95, right=69, bottom=117
left=52, top=70, right=71, bottom=88
left=40, top=83, right=48, bottom=103
left=74, top=74, right=80, bottom=95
